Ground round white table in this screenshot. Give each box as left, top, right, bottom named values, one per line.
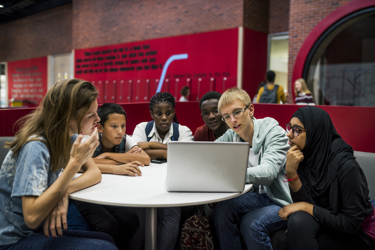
left=70, top=163, right=253, bottom=250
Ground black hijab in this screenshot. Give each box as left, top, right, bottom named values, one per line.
left=291, top=107, right=355, bottom=204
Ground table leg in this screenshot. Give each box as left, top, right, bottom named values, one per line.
left=145, top=207, right=157, bottom=250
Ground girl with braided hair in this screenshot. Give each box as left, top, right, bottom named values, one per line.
left=132, top=92, right=193, bottom=160
left=132, top=92, right=193, bottom=250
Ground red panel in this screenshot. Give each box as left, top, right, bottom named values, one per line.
left=215, top=77, right=237, bottom=93
left=0, top=108, right=35, bottom=136
left=291, top=0, right=375, bottom=99
left=3, top=103, right=374, bottom=153
left=242, top=28, right=268, bottom=98
left=189, top=78, right=199, bottom=102
left=74, top=29, right=238, bottom=84
left=104, top=80, right=117, bottom=103
left=117, top=79, right=133, bottom=103
left=7, top=57, right=48, bottom=105
left=253, top=104, right=375, bottom=153
left=92, top=80, right=104, bottom=104
left=149, top=78, right=169, bottom=99
left=132, top=79, right=150, bottom=103
left=197, top=77, right=215, bottom=101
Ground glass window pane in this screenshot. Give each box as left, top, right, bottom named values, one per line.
left=306, top=13, right=375, bottom=106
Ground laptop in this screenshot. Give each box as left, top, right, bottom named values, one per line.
left=166, top=141, right=250, bottom=192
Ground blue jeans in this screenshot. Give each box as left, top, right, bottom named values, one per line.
left=158, top=207, right=182, bottom=250
left=214, top=191, right=287, bottom=250
left=0, top=230, right=118, bottom=250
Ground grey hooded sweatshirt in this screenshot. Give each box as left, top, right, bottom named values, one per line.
left=216, top=117, right=292, bottom=207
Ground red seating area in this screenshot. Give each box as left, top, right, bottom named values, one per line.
left=1, top=103, right=375, bottom=153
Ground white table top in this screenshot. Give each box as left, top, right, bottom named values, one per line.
left=70, top=163, right=253, bottom=207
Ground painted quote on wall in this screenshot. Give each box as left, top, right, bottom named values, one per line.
left=8, top=57, right=47, bottom=104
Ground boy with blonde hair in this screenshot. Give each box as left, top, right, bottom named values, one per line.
left=214, top=87, right=292, bottom=250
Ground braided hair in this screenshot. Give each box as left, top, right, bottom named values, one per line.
left=149, top=92, right=179, bottom=123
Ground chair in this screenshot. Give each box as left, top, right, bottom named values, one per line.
left=0, top=137, right=15, bottom=167
left=354, top=151, right=375, bottom=198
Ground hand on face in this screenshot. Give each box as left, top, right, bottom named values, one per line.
left=286, top=145, right=304, bottom=176
left=70, top=128, right=100, bottom=170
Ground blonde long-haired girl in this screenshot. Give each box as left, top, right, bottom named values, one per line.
left=0, top=79, right=117, bottom=250
left=294, top=78, right=315, bottom=105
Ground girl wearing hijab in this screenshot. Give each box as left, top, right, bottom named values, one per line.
left=277, top=106, right=375, bottom=250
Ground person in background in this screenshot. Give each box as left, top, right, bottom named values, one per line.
left=194, top=91, right=228, bottom=141
left=257, top=70, right=286, bottom=104
left=73, top=103, right=150, bottom=250
left=252, top=81, right=266, bottom=104
left=214, top=87, right=292, bottom=250
left=179, top=86, right=190, bottom=102
left=294, top=78, right=315, bottom=105
left=132, top=92, right=193, bottom=250
left=0, top=79, right=117, bottom=250
left=277, top=106, right=375, bottom=250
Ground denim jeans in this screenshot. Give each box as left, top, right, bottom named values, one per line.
left=0, top=230, right=117, bottom=250
left=73, top=200, right=145, bottom=250
left=214, top=191, right=287, bottom=250
left=158, top=207, right=182, bottom=250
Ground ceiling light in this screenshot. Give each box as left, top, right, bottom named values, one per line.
left=0, top=5, right=4, bottom=8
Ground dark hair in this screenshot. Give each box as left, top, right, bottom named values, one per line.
left=266, top=70, right=276, bottom=83
left=199, top=91, right=222, bottom=109
left=97, top=103, right=127, bottom=126
left=149, top=92, right=178, bottom=123
left=180, top=86, right=190, bottom=96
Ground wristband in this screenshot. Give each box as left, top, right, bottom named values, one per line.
left=283, top=173, right=299, bottom=182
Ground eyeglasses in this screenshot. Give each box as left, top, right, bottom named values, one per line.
left=221, top=104, right=250, bottom=122
left=286, top=123, right=306, bottom=137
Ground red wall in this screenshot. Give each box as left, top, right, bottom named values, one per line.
left=242, top=28, right=268, bottom=98
left=75, top=29, right=239, bottom=103
left=253, top=104, right=375, bottom=153
left=0, top=108, right=36, bottom=136
left=2, top=103, right=375, bottom=153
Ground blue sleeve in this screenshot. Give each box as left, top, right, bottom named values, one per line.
left=11, top=140, right=51, bottom=198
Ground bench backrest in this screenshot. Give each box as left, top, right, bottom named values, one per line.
left=0, top=137, right=14, bottom=168
left=354, top=151, right=375, bottom=199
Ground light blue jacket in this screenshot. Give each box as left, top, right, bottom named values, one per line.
left=216, top=117, right=292, bottom=206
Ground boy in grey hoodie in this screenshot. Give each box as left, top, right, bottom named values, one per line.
left=213, top=87, right=292, bottom=250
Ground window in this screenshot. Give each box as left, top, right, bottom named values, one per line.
left=268, top=33, right=289, bottom=96
left=304, top=9, right=375, bottom=106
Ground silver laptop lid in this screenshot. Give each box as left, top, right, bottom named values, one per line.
left=167, top=141, right=250, bottom=192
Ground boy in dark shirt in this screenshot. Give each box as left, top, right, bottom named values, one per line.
left=194, top=91, right=228, bottom=141
left=74, top=103, right=150, bottom=250
left=93, top=103, right=150, bottom=173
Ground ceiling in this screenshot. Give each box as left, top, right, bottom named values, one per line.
left=0, top=0, right=71, bottom=25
